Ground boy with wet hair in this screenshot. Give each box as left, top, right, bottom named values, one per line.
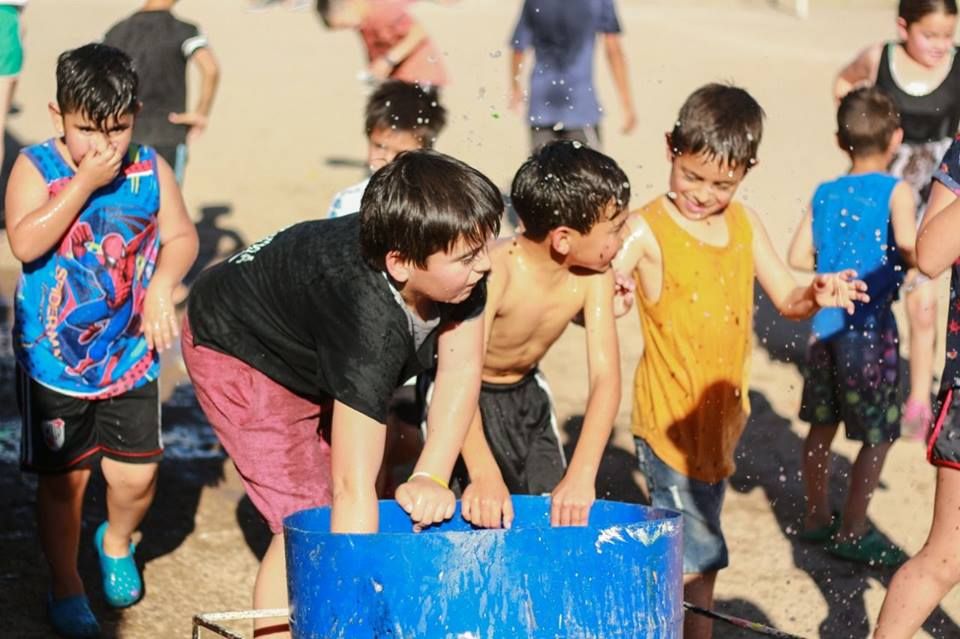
left=329, top=79, right=447, bottom=218
left=614, top=83, right=869, bottom=639
left=5, top=43, right=197, bottom=637
left=183, top=149, right=500, bottom=638
left=452, top=140, right=627, bottom=530
left=789, top=87, right=916, bottom=566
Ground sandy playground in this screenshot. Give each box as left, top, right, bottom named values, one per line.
left=1, top=0, right=960, bottom=637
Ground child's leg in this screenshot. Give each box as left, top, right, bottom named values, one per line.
left=683, top=571, right=718, bottom=639
left=37, top=468, right=92, bottom=598
left=99, top=459, right=158, bottom=555
left=253, top=533, right=290, bottom=637
left=802, top=423, right=839, bottom=531
left=874, top=467, right=960, bottom=638
left=904, top=278, right=937, bottom=421
left=838, top=441, right=892, bottom=539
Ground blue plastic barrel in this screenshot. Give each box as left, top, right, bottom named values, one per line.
left=284, top=496, right=682, bottom=638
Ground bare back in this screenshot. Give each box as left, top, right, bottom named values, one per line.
left=482, top=236, right=600, bottom=383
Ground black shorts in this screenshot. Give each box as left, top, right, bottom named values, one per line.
left=799, top=324, right=902, bottom=444
left=477, top=370, right=566, bottom=495
left=18, top=368, right=162, bottom=474
left=929, top=386, right=960, bottom=469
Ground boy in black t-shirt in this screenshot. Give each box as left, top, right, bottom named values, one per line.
left=104, top=0, right=219, bottom=184
left=182, top=149, right=501, bottom=636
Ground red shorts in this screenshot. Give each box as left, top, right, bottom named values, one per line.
left=181, top=315, right=332, bottom=533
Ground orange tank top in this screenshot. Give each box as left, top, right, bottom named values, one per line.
left=631, top=197, right=754, bottom=483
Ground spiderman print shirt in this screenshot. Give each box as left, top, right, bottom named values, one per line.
left=932, top=137, right=960, bottom=389
left=13, top=139, right=161, bottom=399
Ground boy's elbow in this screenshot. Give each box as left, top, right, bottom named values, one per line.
left=917, top=253, right=943, bottom=279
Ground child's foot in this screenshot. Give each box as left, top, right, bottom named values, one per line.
left=799, top=511, right=840, bottom=543
left=902, top=398, right=933, bottom=441
left=93, top=522, right=143, bottom=608
left=827, top=528, right=907, bottom=567
left=47, top=592, right=100, bottom=638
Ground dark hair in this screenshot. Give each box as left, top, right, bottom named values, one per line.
left=315, top=0, right=339, bottom=27
left=365, top=80, right=448, bottom=148
left=899, top=0, right=957, bottom=24
left=836, top=87, right=901, bottom=157
left=510, top=140, right=630, bottom=241
left=56, top=43, right=138, bottom=129
left=360, top=150, right=502, bottom=269
left=669, top=83, right=765, bottom=170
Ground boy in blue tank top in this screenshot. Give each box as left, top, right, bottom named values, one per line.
left=4, top=44, right=197, bottom=638
left=788, top=87, right=917, bottom=567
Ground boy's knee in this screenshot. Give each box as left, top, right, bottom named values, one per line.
left=105, top=460, right=158, bottom=496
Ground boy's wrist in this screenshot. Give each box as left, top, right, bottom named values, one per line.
left=384, top=51, right=401, bottom=67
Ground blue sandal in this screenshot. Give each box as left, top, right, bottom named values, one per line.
left=47, top=592, right=100, bottom=638
left=93, top=521, right=143, bottom=608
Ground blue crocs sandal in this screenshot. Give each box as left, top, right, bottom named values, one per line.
left=47, top=592, right=100, bottom=638
left=93, top=521, right=143, bottom=608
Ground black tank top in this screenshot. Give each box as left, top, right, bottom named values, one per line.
left=876, top=42, right=960, bottom=143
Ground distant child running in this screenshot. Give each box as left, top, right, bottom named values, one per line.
left=613, top=83, right=869, bottom=639
left=834, top=0, right=960, bottom=437
left=874, top=133, right=960, bottom=638
left=182, top=150, right=500, bottom=637
left=316, top=0, right=448, bottom=89
left=509, top=0, right=636, bottom=150
left=453, top=140, right=627, bottom=530
left=5, top=43, right=197, bottom=638
left=788, top=87, right=916, bottom=567
left=104, top=0, right=220, bottom=185
left=328, top=79, right=446, bottom=218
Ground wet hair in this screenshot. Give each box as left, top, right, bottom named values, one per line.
left=360, top=149, right=502, bottom=269
left=56, top=43, right=139, bottom=129
left=669, top=83, right=765, bottom=171
left=836, top=87, right=901, bottom=157
left=365, top=80, right=448, bottom=148
left=899, top=0, right=957, bottom=25
left=510, top=140, right=630, bottom=241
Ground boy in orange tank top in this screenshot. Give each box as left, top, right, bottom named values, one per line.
left=613, top=83, right=870, bottom=639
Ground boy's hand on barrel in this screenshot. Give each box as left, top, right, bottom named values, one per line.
left=550, top=474, right=595, bottom=527
left=396, top=476, right=456, bottom=532
left=461, top=474, right=514, bottom=529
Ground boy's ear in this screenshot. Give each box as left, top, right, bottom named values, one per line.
left=384, top=250, right=412, bottom=283
left=889, top=127, right=904, bottom=152
left=895, top=17, right=909, bottom=41
left=549, top=227, right=573, bottom=256
left=664, top=132, right=675, bottom=162
left=48, top=102, right=64, bottom=136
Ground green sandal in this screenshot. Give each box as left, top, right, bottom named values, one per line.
left=827, top=528, right=907, bottom=567
left=798, top=511, right=840, bottom=543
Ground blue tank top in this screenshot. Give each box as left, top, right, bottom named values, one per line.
left=14, top=139, right=161, bottom=398
left=811, top=173, right=905, bottom=340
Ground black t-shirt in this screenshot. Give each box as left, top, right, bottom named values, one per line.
left=187, top=215, right=485, bottom=423
left=104, top=10, right=208, bottom=148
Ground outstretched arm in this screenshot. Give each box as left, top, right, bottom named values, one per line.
left=550, top=271, right=620, bottom=527
left=370, top=21, right=428, bottom=80
left=751, top=207, right=869, bottom=320
left=168, top=47, right=220, bottom=145
left=889, top=180, right=917, bottom=268
left=330, top=401, right=387, bottom=533
left=834, top=43, right=881, bottom=102
left=142, top=156, right=198, bottom=353
left=602, top=33, right=636, bottom=134
left=787, top=207, right=815, bottom=272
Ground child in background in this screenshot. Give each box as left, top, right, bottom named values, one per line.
left=454, top=141, right=626, bottom=530
left=788, top=87, right=916, bottom=566
left=5, top=43, right=197, bottom=638
left=509, top=0, right=636, bottom=150
left=874, top=134, right=960, bottom=638
left=328, top=79, right=446, bottom=218
left=834, top=0, right=960, bottom=437
left=316, top=0, right=448, bottom=89
left=104, top=0, right=220, bottom=185
left=613, top=83, right=869, bottom=639
left=182, top=150, right=500, bottom=638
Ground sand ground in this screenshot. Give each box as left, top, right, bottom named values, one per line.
left=2, top=0, right=960, bottom=637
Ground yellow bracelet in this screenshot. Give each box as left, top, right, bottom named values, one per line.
left=408, top=471, right=449, bottom=490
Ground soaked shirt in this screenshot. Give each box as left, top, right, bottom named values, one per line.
left=187, top=214, right=484, bottom=423
left=14, top=140, right=160, bottom=399
left=810, top=173, right=905, bottom=341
